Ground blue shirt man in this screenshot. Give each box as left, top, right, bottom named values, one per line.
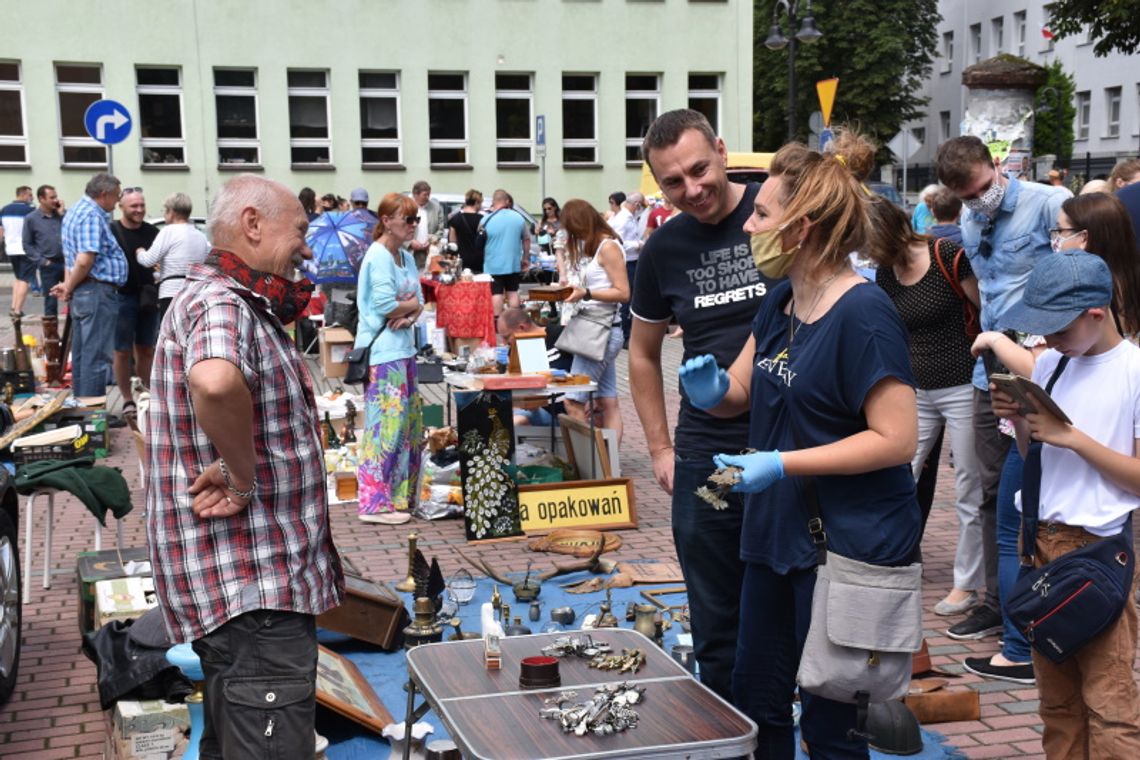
left=55, top=173, right=129, bottom=396
left=482, top=188, right=530, bottom=313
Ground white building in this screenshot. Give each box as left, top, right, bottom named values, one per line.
left=900, top=1, right=1140, bottom=190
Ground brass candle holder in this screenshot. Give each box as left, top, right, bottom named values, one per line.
left=395, top=532, right=418, bottom=593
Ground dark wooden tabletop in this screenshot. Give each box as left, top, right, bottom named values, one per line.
left=406, top=629, right=757, bottom=760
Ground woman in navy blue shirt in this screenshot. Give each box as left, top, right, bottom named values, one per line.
left=679, top=133, right=921, bottom=759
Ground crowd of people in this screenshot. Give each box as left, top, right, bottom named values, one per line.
left=7, top=104, right=1140, bottom=759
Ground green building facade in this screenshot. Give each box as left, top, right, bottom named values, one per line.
left=0, top=0, right=753, bottom=214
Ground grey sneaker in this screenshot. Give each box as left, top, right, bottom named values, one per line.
left=945, top=606, right=1003, bottom=640
left=933, top=591, right=979, bottom=616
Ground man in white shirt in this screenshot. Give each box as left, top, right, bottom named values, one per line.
left=608, top=191, right=647, bottom=346
left=409, top=180, right=446, bottom=270
left=1, top=185, right=36, bottom=317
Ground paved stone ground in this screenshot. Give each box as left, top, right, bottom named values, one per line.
left=1, top=280, right=1137, bottom=759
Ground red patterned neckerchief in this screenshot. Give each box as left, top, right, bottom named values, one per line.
left=209, top=248, right=314, bottom=324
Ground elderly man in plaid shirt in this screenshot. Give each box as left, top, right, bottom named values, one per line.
left=53, top=173, right=129, bottom=397
left=147, top=174, right=344, bottom=758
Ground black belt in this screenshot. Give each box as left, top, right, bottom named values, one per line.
left=83, top=276, right=119, bottom=287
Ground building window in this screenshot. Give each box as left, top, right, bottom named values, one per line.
left=940, top=111, right=952, bottom=142
left=1075, top=91, right=1090, bottom=140
left=970, top=24, right=982, bottom=64
left=1042, top=4, right=1056, bottom=51
left=1106, top=87, right=1122, bottom=138
left=941, top=31, right=954, bottom=72
left=0, top=62, right=27, bottom=165
left=562, top=73, right=597, bottom=164
left=688, top=73, right=721, bottom=134
left=214, top=68, right=260, bottom=166
left=991, top=17, right=1004, bottom=55
left=625, top=74, right=660, bottom=165
left=360, top=71, right=401, bottom=166
left=495, top=73, right=533, bottom=165
left=136, top=67, right=185, bottom=166
left=1014, top=11, right=1027, bottom=57
left=427, top=72, right=468, bottom=166
left=287, top=69, right=331, bottom=165
left=56, top=63, right=106, bottom=166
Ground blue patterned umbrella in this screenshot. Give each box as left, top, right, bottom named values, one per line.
left=304, top=210, right=376, bottom=284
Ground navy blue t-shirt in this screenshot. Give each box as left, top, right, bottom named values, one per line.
left=631, top=183, right=779, bottom=456
left=742, top=279, right=921, bottom=572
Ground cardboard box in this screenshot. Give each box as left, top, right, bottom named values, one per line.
left=94, top=576, right=157, bottom=628
left=319, top=327, right=355, bottom=379
left=76, top=546, right=151, bottom=635
left=106, top=700, right=190, bottom=760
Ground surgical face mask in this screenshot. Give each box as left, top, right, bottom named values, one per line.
left=1050, top=230, right=1084, bottom=252
left=962, top=179, right=1005, bottom=217
left=750, top=224, right=798, bottom=279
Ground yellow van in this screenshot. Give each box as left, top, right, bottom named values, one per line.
left=639, top=151, right=776, bottom=197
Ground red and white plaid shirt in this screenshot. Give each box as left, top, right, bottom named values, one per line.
left=146, top=259, right=343, bottom=642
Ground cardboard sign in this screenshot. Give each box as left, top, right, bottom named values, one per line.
left=518, top=478, right=637, bottom=534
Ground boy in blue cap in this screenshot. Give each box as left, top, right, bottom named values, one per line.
left=993, top=250, right=1140, bottom=758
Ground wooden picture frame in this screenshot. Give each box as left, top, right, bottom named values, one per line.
left=557, top=413, right=612, bottom=480
left=518, top=477, right=637, bottom=534
left=316, top=646, right=394, bottom=733
left=507, top=330, right=550, bottom=374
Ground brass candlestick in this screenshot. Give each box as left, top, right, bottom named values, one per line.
left=395, top=532, right=418, bottom=593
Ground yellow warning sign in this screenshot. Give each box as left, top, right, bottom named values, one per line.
left=816, top=78, right=839, bottom=127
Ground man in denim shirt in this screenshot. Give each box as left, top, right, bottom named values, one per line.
left=935, top=136, right=1069, bottom=681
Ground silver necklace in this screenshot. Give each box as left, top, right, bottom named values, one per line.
left=788, top=271, right=842, bottom=343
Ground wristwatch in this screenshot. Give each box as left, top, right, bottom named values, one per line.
left=584, top=288, right=593, bottom=301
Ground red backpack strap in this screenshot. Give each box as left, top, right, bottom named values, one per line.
left=931, top=238, right=966, bottom=300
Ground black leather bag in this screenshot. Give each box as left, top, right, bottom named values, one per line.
left=1006, top=356, right=1136, bottom=664
left=343, top=326, right=383, bottom=386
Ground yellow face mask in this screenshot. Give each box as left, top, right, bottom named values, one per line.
left=750, top=224, right=798, bottom=279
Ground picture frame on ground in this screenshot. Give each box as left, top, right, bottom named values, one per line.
left=558, top=413, right=619, bottom=479
left=316, top=646, right=394, bottom=733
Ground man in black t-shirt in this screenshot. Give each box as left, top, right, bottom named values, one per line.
left=629, top=109, right=779, bottom=704
left=110, top=189, right=159, bottom=416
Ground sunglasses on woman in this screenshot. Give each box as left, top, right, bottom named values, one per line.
left=404, top=215, right=420, bottom=224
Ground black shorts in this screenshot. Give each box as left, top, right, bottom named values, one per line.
left=10, top=256, right=38, bottom=283
left=490, top=273, right=521, bottom=295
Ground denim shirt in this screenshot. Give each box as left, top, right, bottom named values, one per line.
left=960, top=176, right=1070, bottom=390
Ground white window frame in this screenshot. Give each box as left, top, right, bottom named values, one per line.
left=562, top=73, right=598, bottom=165
left=287, top=69, right=332, bottom=166
left=136, top=66, right=186, bottom=167
left=494, top=72, right=533, bottom=166
left=427, top=71, right=469, bottom=167
left=1075, top=91, right=1090, bottom=141
left=55, top=63, right=106, bottom=167
left=940, top=111, right=952, bottom=142
left=625, top=73, right=660, bottom=166
left=1014, top=11, right=1027, bottom=57
left=359, top=70, right=402, bottom=167
left=970, top=23, right=983, bottom=64
left=1042, top=5, right=1056, bottom=52
left=687, top=72, right=722, bottom=134
left=991, top=17, right=1004, bottom=55
left=941, top=31, right=954, bottom=73
left=213, top=68, right=260, bottom=167
left=1105, top=87, right=1122, bottom=138
left=0, top=61, right=28, bottom=165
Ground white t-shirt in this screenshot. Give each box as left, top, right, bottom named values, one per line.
left=136, top=222, right=211, bottom=300
left=1030, top=341, right=1140, bottom=535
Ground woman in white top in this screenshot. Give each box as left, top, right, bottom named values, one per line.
left=559, top=199, right=630, bottom=442
left=137, top=192, right=211, bottom=319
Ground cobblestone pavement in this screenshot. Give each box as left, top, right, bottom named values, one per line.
left=0, top=279, right=1136, bottom=759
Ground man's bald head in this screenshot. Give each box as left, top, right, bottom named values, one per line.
left=207, top=174, right=311, bottom=277
left=207, top=175, right=295, bottom=244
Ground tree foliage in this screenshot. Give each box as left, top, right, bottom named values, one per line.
left=1047, top=0, right=1140, bottom=57
left=1032, top=61, right=1076, bottom=164
left=752, top=0, right=940, bottom=161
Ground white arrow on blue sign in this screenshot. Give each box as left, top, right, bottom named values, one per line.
left=84, top=99, right=132, bottom=145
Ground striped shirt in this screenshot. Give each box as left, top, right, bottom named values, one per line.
left=146, top=259, right=343, bottom=642
left=61, top=194, right=128, bottom=286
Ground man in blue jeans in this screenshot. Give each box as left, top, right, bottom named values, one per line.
left=55, top=174, right=129, bottom=397
left=629, top=109, right=779, bottom=703
left=936, top=136, right=1068, bottom=683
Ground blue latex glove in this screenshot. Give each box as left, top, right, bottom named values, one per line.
left=712, top=451, right=785, bottom=493
left=678, top=354, right=729, bottom=410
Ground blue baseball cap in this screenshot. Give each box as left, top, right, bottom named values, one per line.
left=999, top=251, right=1113, bottom=335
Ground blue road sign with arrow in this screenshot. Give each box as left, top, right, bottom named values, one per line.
left=84, top=99, right=132, bottom=145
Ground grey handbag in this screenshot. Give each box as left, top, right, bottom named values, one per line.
left=554, top=302, right=617, bottom=362
left=796, top=551, right=923, bottom=704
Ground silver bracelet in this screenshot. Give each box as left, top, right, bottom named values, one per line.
left=218, top=458, right=257, bottom=500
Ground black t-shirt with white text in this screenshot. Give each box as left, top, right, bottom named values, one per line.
left=630, top=183, right=777, bottom=457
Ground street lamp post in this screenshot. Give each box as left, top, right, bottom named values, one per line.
left=1036, top=85, right=1064, bottom=170
left=764, top=0, right=824, bottom=141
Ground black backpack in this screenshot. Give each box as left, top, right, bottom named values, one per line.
left=472, top=209, right=500, bottom=254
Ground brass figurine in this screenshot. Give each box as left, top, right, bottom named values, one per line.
left=395, top=532, right=418, bottom=593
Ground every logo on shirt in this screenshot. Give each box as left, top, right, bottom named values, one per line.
left=757, top=346, right=796, bottom=386
left=685, top=244, right=767, bottom=309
